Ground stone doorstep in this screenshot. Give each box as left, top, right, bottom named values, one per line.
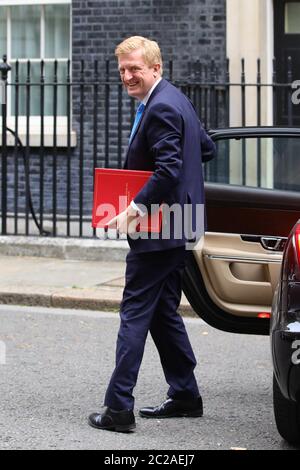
left=0, top=236, right=129, bottom=262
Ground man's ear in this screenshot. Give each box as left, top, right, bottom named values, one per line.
left=153, top=63, right=161, bottom=77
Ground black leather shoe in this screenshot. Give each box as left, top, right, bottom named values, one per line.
left=139, top=396, right=203, bottom=419
left=88, top=407, right=136, bottom=432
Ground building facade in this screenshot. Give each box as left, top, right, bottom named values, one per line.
left=0, top=0, right=299, bottom=236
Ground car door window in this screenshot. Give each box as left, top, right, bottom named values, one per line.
left=205, top=136, right=300, bottom=192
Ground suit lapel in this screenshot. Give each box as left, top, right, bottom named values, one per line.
left=123, top=79, right=168, bottom=168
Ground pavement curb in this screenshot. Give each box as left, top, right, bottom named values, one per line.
left=0, top=237, right=197, bottom=317
left=0, top=289, right=196, bottom=317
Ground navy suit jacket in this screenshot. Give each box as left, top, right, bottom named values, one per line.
left=124, top=78, right=216, bottom=253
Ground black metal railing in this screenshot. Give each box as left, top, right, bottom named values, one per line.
left=0, top=56, right=299, bottom=238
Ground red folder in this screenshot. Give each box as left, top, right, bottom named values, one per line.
left=92, top=168, right=162, bottom=232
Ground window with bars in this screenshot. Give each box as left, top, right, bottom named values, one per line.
left=0, top=1, right=71, bottom=117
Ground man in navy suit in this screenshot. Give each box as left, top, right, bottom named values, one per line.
left=88, top=36, right=216, bottom=432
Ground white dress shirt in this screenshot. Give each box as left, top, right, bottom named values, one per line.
left=130, top=77, right=162, bottom=216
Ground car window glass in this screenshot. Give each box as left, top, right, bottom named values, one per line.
left=205, top=136, right=300, bottom=192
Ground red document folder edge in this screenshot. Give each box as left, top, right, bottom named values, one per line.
left=92, top=168, right=162, bottom=233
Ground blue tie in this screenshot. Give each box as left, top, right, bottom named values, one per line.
left=129, top=103, right=145, bottom=142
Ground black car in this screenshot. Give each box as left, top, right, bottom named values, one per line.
left=182, top=126, right=300, bottom=443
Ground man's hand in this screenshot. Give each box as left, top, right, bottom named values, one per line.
left=107, top=205, right=139, bottom=234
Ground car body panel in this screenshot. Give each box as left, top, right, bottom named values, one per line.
left=205, top=182, right=300, bottom=238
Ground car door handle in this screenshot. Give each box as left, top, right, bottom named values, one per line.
left=241, top=234, right=287, bottom=252
left=260, top=237, right=287, bottom=252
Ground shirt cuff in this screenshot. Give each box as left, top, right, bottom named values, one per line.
left=130, top=200, right=146, bottom=217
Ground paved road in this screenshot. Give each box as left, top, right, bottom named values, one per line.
left=0, top=305, right=298, bottom=450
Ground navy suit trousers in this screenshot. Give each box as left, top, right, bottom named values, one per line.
left=104, top=246, right=200, bottom=411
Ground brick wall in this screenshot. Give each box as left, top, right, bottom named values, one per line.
left=72, top=0, right=226, bottom=74
left=70, top=0, right=226, bottom=218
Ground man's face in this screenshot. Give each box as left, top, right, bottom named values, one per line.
left=118, top=48, right=160, bottom=100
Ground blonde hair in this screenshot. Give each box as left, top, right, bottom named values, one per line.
left=115, top=36, right=163, bottom=75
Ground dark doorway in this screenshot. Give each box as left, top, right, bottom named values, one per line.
left=274, top=0, right=300, bottom=126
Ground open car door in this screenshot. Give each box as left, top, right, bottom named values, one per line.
left=183, top=127, right=300, bottom=335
